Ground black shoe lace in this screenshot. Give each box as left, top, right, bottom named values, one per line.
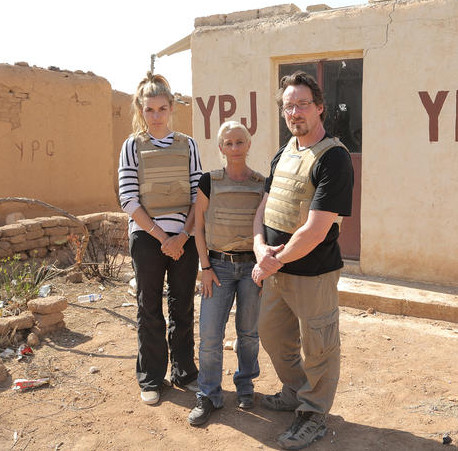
left=196, top=396, right=211, bottom=410
left=290, top=412, right=312, bottom=434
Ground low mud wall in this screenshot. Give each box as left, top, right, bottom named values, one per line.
left=0, top=212, right=128, bottom=261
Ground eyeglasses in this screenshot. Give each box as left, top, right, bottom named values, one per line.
left=282, top=100, right=314, bottom=115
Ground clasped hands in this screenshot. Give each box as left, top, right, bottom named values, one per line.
left=161, top=234, right=186, bottom=261
left=251, top=243, right=284, bottom=287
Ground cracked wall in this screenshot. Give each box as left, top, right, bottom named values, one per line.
left=0, top=85, right=29, bottom=130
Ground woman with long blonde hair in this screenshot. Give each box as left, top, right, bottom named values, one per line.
left=119, top=73, right=202, bottom=405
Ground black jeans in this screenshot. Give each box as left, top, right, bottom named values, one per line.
left=130, top=231, right=199, bottom=391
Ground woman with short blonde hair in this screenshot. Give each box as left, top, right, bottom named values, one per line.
left=188, top=121, right=264, bottom=426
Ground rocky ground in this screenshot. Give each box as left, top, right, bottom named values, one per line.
left=0, top=262, right=457, bottom=450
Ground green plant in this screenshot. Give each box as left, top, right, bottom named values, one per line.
left=0, top=254, right=60, bottom=317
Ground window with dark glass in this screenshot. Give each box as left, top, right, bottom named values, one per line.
left=278, top=59, right=363, bottom=153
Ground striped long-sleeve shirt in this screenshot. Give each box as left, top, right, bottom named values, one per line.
left=118, top=132, right=202, bottom=235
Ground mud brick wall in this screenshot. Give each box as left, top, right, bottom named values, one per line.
left=0, top=212, right=129, bottom=261
left=0, top=64, right=192, bottom=225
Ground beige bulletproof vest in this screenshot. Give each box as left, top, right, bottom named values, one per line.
left=205, top=169, right=265, bottom=252
left=264, top=136, right=347, bottom=234
left=136, top=132, right=191, bottom=217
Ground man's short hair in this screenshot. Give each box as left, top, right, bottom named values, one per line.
left=276, top=71, right=326, bottom=121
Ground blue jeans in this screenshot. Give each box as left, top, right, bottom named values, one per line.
left=197, top=257, right=261, bottom=408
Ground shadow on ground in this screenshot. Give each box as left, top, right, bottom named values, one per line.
left=158, top=388, right=445, bottom=450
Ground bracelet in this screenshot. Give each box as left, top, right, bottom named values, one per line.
left=147, top=223, right=156, bottom=234
left=180, top=230, right=190, bottom=239
left=201, top=266, right=212, bottom=271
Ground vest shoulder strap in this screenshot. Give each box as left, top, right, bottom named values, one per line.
left=173, top=131, right=190, bottom=144
left=250, top=171, right=265, bottom=183
left=210, top=169, right=225, bottom=180
left=312, top=136, right=350, bottom=156
left=308, top=136, right=334, bottom=154
left=135, top=133, right=151, bottom=152
left=332, top=137, right=350, bottom=154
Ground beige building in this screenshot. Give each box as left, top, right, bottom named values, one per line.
left=158, top=0, right=458, bottom=286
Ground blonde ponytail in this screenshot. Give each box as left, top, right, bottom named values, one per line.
left=132, top=73, right=174, bottom=137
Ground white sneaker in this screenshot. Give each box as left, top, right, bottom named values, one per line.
left=141, top=390, right=160, bottom=405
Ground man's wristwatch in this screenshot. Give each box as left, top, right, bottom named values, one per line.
left=180, top=230, right=191, bottom=239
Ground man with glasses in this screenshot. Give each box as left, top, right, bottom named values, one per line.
left=252, top=71, right=353, bottom=449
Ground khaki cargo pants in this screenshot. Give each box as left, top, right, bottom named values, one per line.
left=259, top=269, right=340, bottom=414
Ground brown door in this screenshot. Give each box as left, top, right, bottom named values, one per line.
left=339, top=153, right=361, bottom=259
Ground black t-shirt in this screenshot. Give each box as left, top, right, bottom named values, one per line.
left=265, top=136, right=354, bottom=276
left=198, top=172, right=212, bottom=198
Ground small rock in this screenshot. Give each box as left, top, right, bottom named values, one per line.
left=27, top=332, right=40, bottom=347
left=13, top=331, right=24, bottom=342
left=89, top=366, right=100, bottom=374
left=128, top=278, right=137, bottom=297
left=38, top=284, right=52, bottom=297
left=0, top=348, right=15, bottom=359
left=443, top=434, right=452, bottom=445
left=366, top=307, right=376, bottom=314
left=66, top=270, right=83, bottom=283
left=382, top=335, right=391, bottom=341
left=120, top=272, right=135, bottom=283
left=224, top=341, right=233, bottom=350
left=0, top=361, right=8, bottom=382
left=225, top=369, right=232, bottom=375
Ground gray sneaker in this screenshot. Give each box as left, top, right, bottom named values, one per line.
left=261, top=392, right=300, bottom=411
left=278, top=412, right=327, bottom=450
left=188, top=396, right=216, bottom=426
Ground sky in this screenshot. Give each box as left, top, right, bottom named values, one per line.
left=2, top=0, right=365, bottom=96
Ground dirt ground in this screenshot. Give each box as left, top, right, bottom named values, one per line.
left=0, top=264, right=457, bottom=451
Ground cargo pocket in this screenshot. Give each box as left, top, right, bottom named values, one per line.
left=304, top=308, right=340, bottom=359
